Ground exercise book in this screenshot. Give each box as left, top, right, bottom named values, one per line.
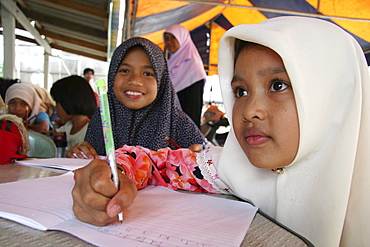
left=0, top=173, right=257, bottom=246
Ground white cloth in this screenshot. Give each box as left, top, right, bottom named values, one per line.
left=164, top=24, right=206, bottom=92
left=57, top=121, right=88, bottom=150
left=216, top=16, right=370, bottom=246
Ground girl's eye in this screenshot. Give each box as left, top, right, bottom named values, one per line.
left=143, top=71, right=154, bottom=77
left=118, top=68, right=129, bottom=73
left=270, top=80, right=289, bottom=92
left=234, top=87, right=248, bottom=98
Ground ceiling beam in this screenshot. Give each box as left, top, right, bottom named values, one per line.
left=34, top=0, right=108, bottom=19
left=50, top=43, right=106, bottom=61
left=0, top=30, right=106, bottom=61
left=22, top=8, right=107, bottom=38
left=1, top=0, right=51, bottom=54
left=38, top=29, right=107, bottom=52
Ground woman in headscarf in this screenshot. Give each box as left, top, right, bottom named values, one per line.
left=72, top=17, right=370, bottom=246
left=5, top=83, right=51, bottom=132
left=67, top=37, right=205, bottom=158
left=163, top=24, right=207, bottom=128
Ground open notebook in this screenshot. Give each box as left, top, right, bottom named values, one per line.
left=0, top=173, right=257, bottom=246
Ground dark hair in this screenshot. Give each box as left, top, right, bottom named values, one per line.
left=83, top=68, right=94, bottom=75
left=50, top=75, right=97, bottom=116
left=0, top=78, right=20, bottom=100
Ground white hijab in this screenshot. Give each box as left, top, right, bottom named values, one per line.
left=164, top=24, right=207, bottom=92
left=5, top=83, right=43, bottom=125
left=217, top=16, right=370, bottom=247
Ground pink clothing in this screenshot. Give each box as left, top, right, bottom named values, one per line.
left=115, top=145, right=231, bottom=194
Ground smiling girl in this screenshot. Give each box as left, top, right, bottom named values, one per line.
left=67, top=37, right=205, bottom=158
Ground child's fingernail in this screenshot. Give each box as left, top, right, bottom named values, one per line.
left=108, top=204, right=121, bottom=217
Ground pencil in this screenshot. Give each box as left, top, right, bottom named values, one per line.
left=25, top=107, right=29, bottom=128
left=96, top=79, right=123, bottom=223
left=165, top=137, right=181, bottom=149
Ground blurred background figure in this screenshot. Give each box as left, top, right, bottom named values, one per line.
left=83, top=68, right=99, bottom=107
left=5, top=83, right=52, bottom=132
left=200, top=102, right=229, bottom=146
left=163, top=24, right=207, bottom=128
left=50, top=75, right=97, bottom=150
left=0, top=78, right=56, bottom=120
left=83, top=68, right=95, bottom=84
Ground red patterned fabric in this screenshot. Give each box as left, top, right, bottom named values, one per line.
left=115, top=145, right=219, bottom=193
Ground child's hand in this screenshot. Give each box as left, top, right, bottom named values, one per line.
left=72, top=159, right=138, bottom=226
left=188, top=144, right=203, bottom=153
left=67, top=141, right=99, bottom=159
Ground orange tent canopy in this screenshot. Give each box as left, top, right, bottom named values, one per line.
left=123, top=0, right=370, bottom=75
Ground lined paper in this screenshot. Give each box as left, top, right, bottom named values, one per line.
left=0, top=173, right=257, bottom=246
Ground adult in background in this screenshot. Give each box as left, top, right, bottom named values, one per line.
left=163, top=24, right=207, bottom=128
left=83, top=68, right=95, bottom=84
left=83, top=68, right=99, bottom=107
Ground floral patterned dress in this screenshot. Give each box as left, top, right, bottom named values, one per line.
left=115, top=145, right=231, bottom=194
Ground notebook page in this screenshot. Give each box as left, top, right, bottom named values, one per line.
left=55, top=186, right=257, bottom=247
left=0, top=173, right=75, bottom=230
left=16, top=158, right=94, bottom=171
left=0, top=174, right=257, bottom=246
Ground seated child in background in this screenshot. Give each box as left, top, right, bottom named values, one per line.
left=5, top=83, right=52, bottom=132
left=50, top=75, right=97, bottom=150
left=0, top=114, right=29, bottom=164
left=67, top=37, right=205, bottom=159
left=72, top=16, right=370, bottom=246
left=26, top=81, right=56, bottom=118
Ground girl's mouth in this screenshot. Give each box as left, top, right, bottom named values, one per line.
left=246, top=135, right=270, bottom=146
left=245, top=128, right=270, bottom=146
left=124, top=90, right=144, bottom=99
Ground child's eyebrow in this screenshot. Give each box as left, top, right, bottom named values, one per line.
left=231, top=66, right=286, bottom=84
left=231, top=74, right=242, bottom=83
left=257, top=66, right=286, bottom=77
left=118, top=62, right=154, bottom=70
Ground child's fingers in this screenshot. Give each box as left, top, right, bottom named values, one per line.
left=106, top=173, right=138, bottom=218
left=72, top=163, right=117, bottom=225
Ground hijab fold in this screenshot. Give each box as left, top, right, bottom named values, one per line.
left=86, top=37, right=204, bottom=155
left=217, top=16, right=370, bottom=246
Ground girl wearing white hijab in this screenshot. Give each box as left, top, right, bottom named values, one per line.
left=217, top=16, right=370, bottom=246
left=164, top=24, right=207, bottom=128
left=5, top=83, right=51, bottom=132
left=72, top=16, right=369, bottom=246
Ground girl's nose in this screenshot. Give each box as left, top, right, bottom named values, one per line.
left=14, top=103, right=23, bottom=111
left=128, top=74, right=143, bottom=86
left=242, top=94, right=267, bottom=122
